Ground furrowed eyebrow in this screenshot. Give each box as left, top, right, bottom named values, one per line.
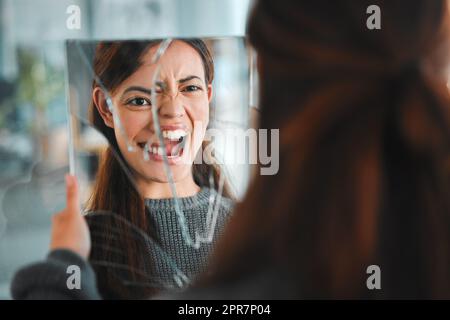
left=122, top=76, right=202, bottom=97
left=122, top=86, right=152, bottom=96
left=178, top=75, right=203, bottom=84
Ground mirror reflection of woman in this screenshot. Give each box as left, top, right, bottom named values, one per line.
left=84, top=39, right=234, bottom=299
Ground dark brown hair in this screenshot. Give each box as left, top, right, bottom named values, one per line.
left=85, top=39, right=232, bottom=299
left=202, top=0, right=450, bottom=298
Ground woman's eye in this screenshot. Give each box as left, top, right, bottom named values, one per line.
left=183, top=85, right=202, bottom=92
left=127, top=97, right=150, bottom=106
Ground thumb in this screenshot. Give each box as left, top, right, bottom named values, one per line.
left=65, top=174, right=80, bottom=214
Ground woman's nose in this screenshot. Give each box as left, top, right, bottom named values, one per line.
left=158, top=95, right=185, bottom=119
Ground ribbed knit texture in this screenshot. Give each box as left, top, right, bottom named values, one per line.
left=86, top=187, right=233, bottom=297
left=143, top=187, right=233, bottom=286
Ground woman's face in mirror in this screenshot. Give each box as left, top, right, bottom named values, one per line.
left=95, top=40, right=212, bottom=184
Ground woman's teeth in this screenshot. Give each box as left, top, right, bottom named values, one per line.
left=162, top=129, right=188, bottom=141
left=147, top=145, right=183, bottom=157
left=138, top=129, right=187, bottom=159
left=151, top=146, right=164, bottom=156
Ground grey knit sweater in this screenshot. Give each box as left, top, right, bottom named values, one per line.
left=143, top=187, right=233, bottom=285
left=11, top=187, right=233, bottom=299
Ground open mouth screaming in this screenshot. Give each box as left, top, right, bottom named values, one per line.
left=137, top=129, right=188, bottom=160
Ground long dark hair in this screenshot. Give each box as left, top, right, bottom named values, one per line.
left=202, top=0, right=450, bottom=298
left=85, top=39, right=233, bottom=299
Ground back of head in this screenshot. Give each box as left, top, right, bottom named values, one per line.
left=204, top=0, right=450, bottom=298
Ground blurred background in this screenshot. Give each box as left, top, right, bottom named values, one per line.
left=0, top=0, right=252, bottom=299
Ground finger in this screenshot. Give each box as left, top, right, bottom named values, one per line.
left=51, top=210, right=69, bottom=226
left=51, top=211, right=62, bottom=223
left=65, top=174, right=80, bottom=214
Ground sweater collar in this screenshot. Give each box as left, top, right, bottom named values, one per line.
left=144, top=187, right=214, bottom=211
